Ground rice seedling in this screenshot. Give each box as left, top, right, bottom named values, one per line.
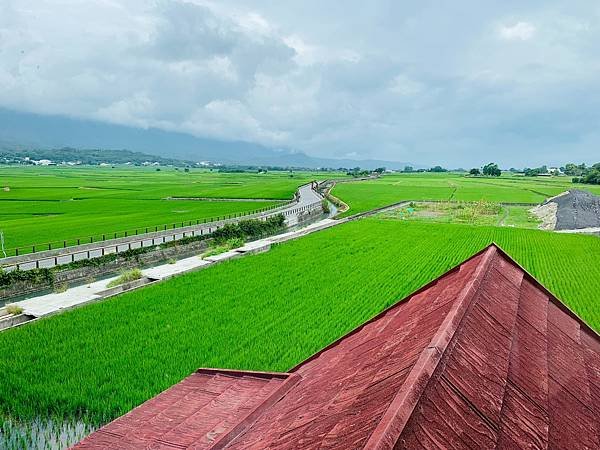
left=0, top=417, right=95, bottom=450
left=333, top=172, right=600, bottom=217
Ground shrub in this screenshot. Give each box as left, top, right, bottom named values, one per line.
left=321, top=199, right=330, bottom=214
left=212, top=214, right=285, bottom=242
left=107, top=269, right=143, bottom=288
left=202, top=237, right=245, bottom=258
left=226, top=237, right=245, bottom=249
left=0, top=268, right=54, bottom=288
left=5, top=304, right=23, bottom=315
left=53, top=283, right=68, bottom=294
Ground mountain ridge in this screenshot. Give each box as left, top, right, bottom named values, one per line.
left=0, top=108, right=417, bottom=170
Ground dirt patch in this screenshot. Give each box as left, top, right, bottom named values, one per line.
left=414, top=210, right=444, bottom=219
left=530, top=202, right=557, bottom=230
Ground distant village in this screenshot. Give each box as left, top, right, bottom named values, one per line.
left=0, top=148, right=209, bottom=168
left=5, top=156, right=186, bottom=167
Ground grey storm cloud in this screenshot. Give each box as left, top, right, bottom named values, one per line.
left=1, top=0, right=600, bottom=166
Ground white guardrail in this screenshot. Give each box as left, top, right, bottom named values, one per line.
left=1, top=183, right=324, bottom=272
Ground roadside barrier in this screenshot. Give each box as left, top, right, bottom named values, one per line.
left=1, top=184, right=324, bottom=272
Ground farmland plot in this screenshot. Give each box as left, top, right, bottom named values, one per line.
left=333, top=173, right=600, bottom=217
left=0, top=167, right=339, bottom=254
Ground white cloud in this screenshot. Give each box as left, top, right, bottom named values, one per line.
left=388, top=75, right=423, bottom=96
left=498, top=21, right=536, bottom=41
left=1, top=1, right=600, bottom=166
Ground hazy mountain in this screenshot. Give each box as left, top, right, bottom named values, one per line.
left=0, top=109, right=417, bottom=170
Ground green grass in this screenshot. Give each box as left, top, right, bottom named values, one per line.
left=0, top=166, right=343, bottom=255
left=5, top=304, right=23, bottom=315
left=202, top=237, right=245, bottom=258
left=333, top=173, right=600, bottom=217
left=503, top=205, right=542, bottom=228
left=106, top=268, right=143, bottom=288
left=0, top=219, right=598, bottom=430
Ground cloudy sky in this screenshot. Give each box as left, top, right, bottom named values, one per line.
left=1, top=0, right=599, bottom=166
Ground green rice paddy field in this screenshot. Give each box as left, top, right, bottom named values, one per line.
left=333, top=173, right=600, bottom=217
left=0, top=167, right=336, bottom=255
left=1, top=219, right=599, bottom=435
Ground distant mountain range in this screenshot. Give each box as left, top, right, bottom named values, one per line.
left=0, top=108, right=417, bottom=170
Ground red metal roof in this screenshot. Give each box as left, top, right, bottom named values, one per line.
left=72, top=244, right=600, bottom=449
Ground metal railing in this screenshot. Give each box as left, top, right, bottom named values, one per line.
left=5, top=201, right=292, bottom=258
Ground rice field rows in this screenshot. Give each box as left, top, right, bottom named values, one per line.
left=0, top=219, right=598, bottom=432
left=333, top=173, right=600, bottom=217
left=0, top=167, right=338, bottom=254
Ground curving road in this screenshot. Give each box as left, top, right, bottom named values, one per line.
left=1, top=183, right=324, bottom=272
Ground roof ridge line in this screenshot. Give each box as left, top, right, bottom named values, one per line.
left=489, top=242, right=600, bottom=339
left=363, top=245, right=497, bottom=450
left=288, top=245, right=496, bottom=374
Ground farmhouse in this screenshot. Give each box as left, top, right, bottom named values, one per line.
left=73, top=244, right=599, bottom=449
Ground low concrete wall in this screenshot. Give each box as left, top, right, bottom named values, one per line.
left=1, top=192, right=302, bottom=269
left=95, top=277, right=158, bottom=297
left=0, top=313, right=32, bottom=330
left=0, top=239, right=211, bottom=301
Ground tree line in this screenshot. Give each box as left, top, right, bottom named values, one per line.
left=568, top=163, right=600, bottom=185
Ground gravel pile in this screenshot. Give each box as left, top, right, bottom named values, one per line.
left=552, top=190, right=600, bottom=230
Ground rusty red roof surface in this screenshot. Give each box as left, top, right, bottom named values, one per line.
left=72, top=244, right=600, bottom=449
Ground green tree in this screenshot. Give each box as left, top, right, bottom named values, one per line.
left=429, top=166, right=447, bottom=173
left=469, top=168, right=481, bottom=176
left=482, top=163, right=501, bottom=177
